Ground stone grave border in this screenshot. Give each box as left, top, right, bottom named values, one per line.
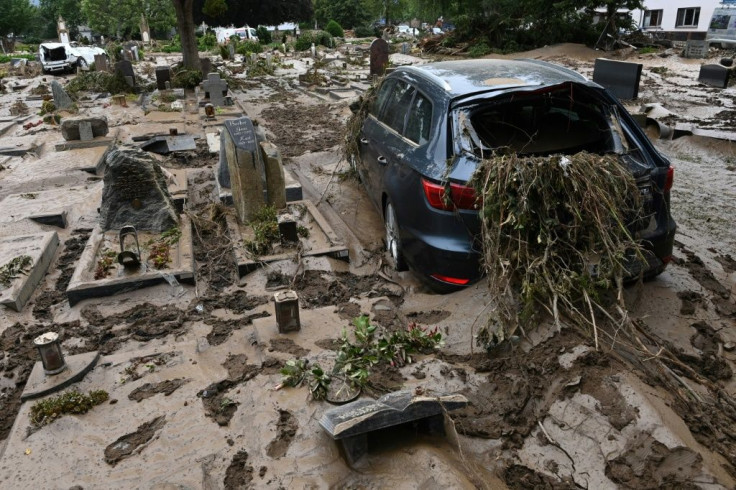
left=66, top=216, right=195, bottom=305
left=0, top=232, right=60, bottom=311
left=226, top=199, right=349, bottom=277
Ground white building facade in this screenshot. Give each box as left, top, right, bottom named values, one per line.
left=630, top=0, right=733, bottom=38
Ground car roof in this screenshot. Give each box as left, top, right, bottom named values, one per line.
left=398, top=59, right=591, bottom=97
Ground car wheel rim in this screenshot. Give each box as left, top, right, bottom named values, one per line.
left=386, top=204, right=399, bottom=264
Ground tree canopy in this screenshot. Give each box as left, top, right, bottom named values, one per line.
left=193, top=0, right=313, bottom=27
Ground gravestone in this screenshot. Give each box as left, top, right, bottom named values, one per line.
left=698, top=64, right=731, bottom=88
left=140, top=14, right=151, bottom=44
left=685, top=40, right=708, bottom=59
left=155, top=66, right=172, bottom=91
left=401, top=42, right=409, bottom=55
left=99, top=146, right=179, bottom=232
left=228, top=43, right=235, bottom=59
left=260, top=141, right=286, bottom=209
left=370, top=38, right=389, bottom=76
left=131, top=46, right=139, bottom=62
left=202, top=73, right=228, bottom=107
left=222, top=117, right=266, bottom=221
left=123, top=50, right=133, bottom=62
left=114, top=60, right=136, bottom=87
left=51, top=80, right=74, bottom=110
left=200, top=58, right=213, bottom=77
left=320, top=391, right=468, bottom=465
left=78, top=122, right=93, bottom=141
left=592, top=58, right=642, bottom=100
left=60, top=116, right=109, bottom=141
left=94, top=54, right=108, bottom=72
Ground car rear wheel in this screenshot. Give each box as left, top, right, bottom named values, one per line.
left=77, top=58, right=88, bottom=69
left=385, top=200, right=408, bottom=271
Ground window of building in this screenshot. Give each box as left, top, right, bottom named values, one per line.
left=643, top=9, right=663, bottom=28
left=676, top=7, right=700, bottom=28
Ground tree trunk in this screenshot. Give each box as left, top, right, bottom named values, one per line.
left=172, top=0, right=201, bottom=71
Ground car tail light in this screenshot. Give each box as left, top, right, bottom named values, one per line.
left=664, top=166, right=674, bottom=192
left=422, top=179, right=480, bottom=211
left=431, top=274, right=470, bottom=285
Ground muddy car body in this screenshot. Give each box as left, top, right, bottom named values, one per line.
left=39, top=42, right=106, bottom=73
left=356, top=59, right=676, bottom=292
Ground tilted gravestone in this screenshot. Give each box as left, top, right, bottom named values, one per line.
left=685, top=40, right=708, bottom=59
left=114, top=60, right=136, bottom=87
left=698, top=64, right=731, bottom=88
left=155, top=66, right=172, bottom=91
left=60, top=116, right=109, bottom=141
left=369, top=38, right=389, bottom=76
left=222, top=117, right=267, bottom=222
left=592, top=58, right=643, bottom=100
left=51, top=80, right=74, bottom=110
left=202, top=73, right=228, bottom=107
left=94, top=54, right=108, bottom=72
left=260, top=141, right=287, bottom=210
left=320, top=391, right=468, bottom=464
left=99, top=146, right=179, bottom=232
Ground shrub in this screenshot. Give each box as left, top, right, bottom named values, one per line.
left=325, top=20, right=344, bottom=38
left=236, top=40, right=263, bottom=55
left=468, top=41, right=491, bottom=58
left=295, top=30, right=333, bottom=51
left=0, top=54, right=36, bottom=63
left=354, top=25, right=374, bottom=38
left=172, top=69, right=203, bottom=89
left=220, top=44, right=229, bottom=59
left=198, top=32, right=218, bottom=51
left=256, top=26, right=272, bottom=44
left=66, top=70, right=132, bottom=95
left=161, top=35, right=182, bottom=54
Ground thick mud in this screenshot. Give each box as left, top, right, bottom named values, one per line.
left=265, top=409, right=298, bottom=459
left=128, top=378, right=190, bottom=402
left=223, top=449, right=254, bottom=489
left=104, top=415, right=166, bottom=466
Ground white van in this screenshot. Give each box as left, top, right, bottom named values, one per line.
left=39, top=42, right=106, bottom=74
left=706, top=8, right=736, bottom=48
left=214, top=26, right=258, bottom=44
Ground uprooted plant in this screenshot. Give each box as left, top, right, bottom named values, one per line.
left=0, top=255, right=33, bottom=287
left=343, top=76, right=385, bottom=166
left=30, top=389, right=109, bottom=427
left=278, top=315, right=443, bottom=400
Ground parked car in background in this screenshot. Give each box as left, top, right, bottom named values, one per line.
left=396, top=25, right=419, bottom=36
left=39, top=42, right=106, bottom=73
left=355, top=60, right=676, bottom=292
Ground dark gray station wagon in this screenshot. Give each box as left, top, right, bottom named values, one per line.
left=356, top=59, right=676, bottom=292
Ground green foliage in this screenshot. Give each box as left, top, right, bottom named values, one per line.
left=0, top=54, right=36, bottom=63
left=314, top=0, right=372, bottom=30
left=0, top=255, right=33, bottom=287
left=0, top=0, right=37, bottom=44
left=30, top=390, right=109, bottom=426
left=40, top=100, right=56, bottom=115
left=198, top=31, right=218, bottom=51
left=244, top=205, right=279, bottom=255
left=294, top=30, right=333, bottom=51
left=256, top=26, right=272, bottom=44
left=172, top=69, right=202, bottom=89
left=325, top=20, right=344, bottom=38
left=80, top=0, right=175, bottom=38
left=353, top=25, right=374, bottom=38
left=219, top=44, right=229, bottom=59
left=468, top=41, right=491, bottom=58
left=66, top=70, right=132, bottom=95
left=236, top=40, right=263, bottom=55
left=202, top=0, right=227, bottom=19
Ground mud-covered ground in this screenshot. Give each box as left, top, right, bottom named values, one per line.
left=0, top=42, right=734, bottom=489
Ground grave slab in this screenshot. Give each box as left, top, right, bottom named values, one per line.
left=698, top=64, right=731, bottom=88
left=592, top=58, right=643, bottom=100
left=55, top=137, right=116, bottom=152
left=21, top=352, right=101, bottom=401
left=114, top=60, right=136, bottom=87
left=226, top=200, right=348, bottom=277
left=0, top=232, right=60, bottom=311
left=139, top=135, right=196, bottom=154
left=61, top=116, right=109, bottom=141
left=66, top=217, right=195, bottom=306
left=0, top=187, right=98, bottom=232
left=94, top=54, right=108, bottom=72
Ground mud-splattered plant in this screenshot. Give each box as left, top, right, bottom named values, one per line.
left=0, top=255, right=33, bottom=287
left=30, top=390, right=109, bottom=427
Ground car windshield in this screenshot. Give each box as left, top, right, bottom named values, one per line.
left=455, top=83, right=629, bottom=159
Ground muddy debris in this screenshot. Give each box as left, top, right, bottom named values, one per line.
left=314, top=338, right=341, bottom=351
left=104, top=415, right=166, bottom=466
left=204, top=311, right=270, bottom=346
left=268, top=338, right=309, bottom=357
left=260, top=102, right=345, bottom=158
left=714, top=253, right=736, bottom=273
left=406, top=310, right=451, bottom=324
left=265, top=409, right=298, bottom=459
left=292, top=270, right=403, bottom=309
left=677, top=290, right=703, bottom=315
left=678, top=249, right=731, bottom=299
left=504, top=464, right=578, bottom=489
left=198, top=355, right=262, bottom=426
left=223, top=449, right=254, bottom=489
left=364, top=363, right=404, bottom=397
left=194, top=289, right=269, bottom=314
left=334, top=301, right=362, bottom=320
left=128, top=378, right=190, bottom=402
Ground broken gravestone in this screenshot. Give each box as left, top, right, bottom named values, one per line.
left=222, top=117, right=266, bottom=221
left=51, top=80, right=74, bottom=110
left=202, top=73, right=228, bottom=107
left=369, top=38, right=389, bottom=77
left=320, top=391, right=468, bottom=465
left=60, top=116, right=109, bottom=141
left=99, top=146, right=178, bottom=232
left=155, top=66, right=172, bottom=91
left=114, top=60, right=136, bottom=87
left=592, top=58, right=643, bottom=100
left=698, top=64, right=731, bottom=88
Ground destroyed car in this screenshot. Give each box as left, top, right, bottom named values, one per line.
left=355, top=60, right=676, bottom=292
left=39, top=42, right=107, bottom=73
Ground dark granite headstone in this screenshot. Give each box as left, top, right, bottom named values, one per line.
left=222, top=117, right=267, bottom=221
left=94, top=54, right=108, bottom=72
left=61, top=116, right=109, bottom=141
left=320, top=391, right=468, bottom=465
left=202, top=73, right=228, bottom=107
left=51, top=80, right=74, bottom=110
left=369, top=38, right=389, bottom=76
left=698, top=64, right=731, bottom=88
left=592, top=58, right=643, bottom=100
left=114, top=60, right=136, bottom=87
left=100, top=146, right=179, bottom=232
left=200, top=58, right=213, bottom=77
left=155, top=66, right=171, bottom=90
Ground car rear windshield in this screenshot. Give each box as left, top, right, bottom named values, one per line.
left=456, top=84, right=623, bottom=158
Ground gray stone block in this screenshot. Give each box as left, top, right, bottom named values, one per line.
left=592, top=58, right=643, bottom=100
left=60, top=116, right=109, bottom=141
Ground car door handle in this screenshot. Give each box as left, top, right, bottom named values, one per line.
left=360, top=138, right=369, bottom=145
left=377, top=156, right=387, bottom=165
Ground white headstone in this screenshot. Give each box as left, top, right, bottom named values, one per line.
left=311, top=43, right=316, bottom=58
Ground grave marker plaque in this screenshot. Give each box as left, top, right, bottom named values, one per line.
left=94, top=54, right=108, bottom=72
left=370, top=38, right=389, bottom=76
left=685, top=40, right=707, bottom=59
left=78, top=121, right=93, bottom=141
left=60, top=116, right=109, bottom=141
left=592, top=58, right=642, bottom=100
left=698, top=64, right=731, bottom=88
left=222, top=117, right=267, bottom=221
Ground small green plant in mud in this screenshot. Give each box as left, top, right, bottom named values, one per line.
left=94, top=248, right=118, bottom=280
left=0, top=255, right=33, bottom=287
left=244, top=205, right=280, bottom=256
left=219, top=397, right=237, bottom=412
left=30, top=389, right=109, bottom=427
left=147, top=227, right=181, bottom=269
left=650, top=66, right=669, bottom=76
left=278, top=316, right=443, bottom=400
